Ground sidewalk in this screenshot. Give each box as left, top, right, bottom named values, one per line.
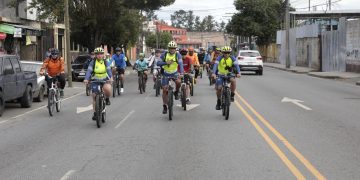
left=264, top=63, right=360, bottom=86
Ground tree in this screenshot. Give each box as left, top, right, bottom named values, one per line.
left=171, top=10, right=187, bottom=28
left=227, top=0, right=282, bottom=46
left=217, top=21, right=226, bottom=32
left=145, top=32, right=172, bottom=49
left=204, top=15, right=216, bottom=31
left=28, top=0, right=175, bottom=50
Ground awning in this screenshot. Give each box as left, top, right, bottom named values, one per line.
left=0, top=24, right=15, bottom=34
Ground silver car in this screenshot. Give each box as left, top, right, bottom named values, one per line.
left=21, top=61, right=48, bottom=102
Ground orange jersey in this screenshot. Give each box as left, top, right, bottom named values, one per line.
left=186, top=53, right=199, bottom=66
left=40, top=57, right=65, bottom=77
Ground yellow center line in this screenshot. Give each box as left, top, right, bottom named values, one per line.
left=235, top=91, right=326, bottom=180
left=234, top=100, right=306, bottom=179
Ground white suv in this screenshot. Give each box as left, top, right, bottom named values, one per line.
left=237, top=50, right=263, bottom=75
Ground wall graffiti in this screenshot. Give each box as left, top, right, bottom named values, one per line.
left=346, top=49, right=359, bottom=59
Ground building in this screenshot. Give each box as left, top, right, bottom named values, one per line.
left=0, top=0, right=67, bottom=62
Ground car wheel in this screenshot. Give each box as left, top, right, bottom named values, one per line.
left=0, top=91, right=4, bottom=116
left=259, top=69, right=263, bottom=76
left=35, top=86, right=45, bottom=102
left=20, top=85, right=33, bottom=108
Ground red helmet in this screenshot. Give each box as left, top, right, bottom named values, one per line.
left=179, top=48, right=188, bottom=55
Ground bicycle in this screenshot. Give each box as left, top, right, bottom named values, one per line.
left=112, top=68, right=122, bottom=97
left=199, top=64, right=204, bottom=78
left=208, top=64, right=214, bottom=86
left=190, top=74, right=194, bottom=96
left=137, top=70, right=147, bottom=94
left=91, top=80, right=107, bottom=128
left=219, top=74, right=235, bottom=120
left=47, top=75, right=61, bottom=116
left=154, top=69, right=162, bottom=97
left=166, top=77, right=177, bottom=120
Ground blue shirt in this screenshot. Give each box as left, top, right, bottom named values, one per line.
left=135, top=59, right=148, bottom=71
left=112, top=54, right=126, bottom=69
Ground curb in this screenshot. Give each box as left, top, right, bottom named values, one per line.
left=264, top=64, right=312, bottom=74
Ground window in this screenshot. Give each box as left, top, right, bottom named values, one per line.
left=3, top=58, right=14, bottom=75
left=10, top=58, right=21, bottom=73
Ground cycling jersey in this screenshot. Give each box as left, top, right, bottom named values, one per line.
left=112, top=54, right=126, bottom=69
left=85, top=59, right=112, bottom=80
left=213, top=55, right=240, bottom=75
left=135, top=59, right=148, bottom=71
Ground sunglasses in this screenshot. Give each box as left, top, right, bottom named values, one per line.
left=223, top=52, right=230, bottom=54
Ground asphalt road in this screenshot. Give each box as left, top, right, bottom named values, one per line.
left=0, top=67, right=359, bottom=179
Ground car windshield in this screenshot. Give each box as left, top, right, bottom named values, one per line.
left=240, top=52, right=260, bottom=57
left=21, top=63, right=42, bottom=76
left=73, top=56, right=89, bottom=64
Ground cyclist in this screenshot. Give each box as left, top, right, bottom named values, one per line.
left=40, top=48, right=66, bottom=98
left=211, top=46, right=241, bottom=110
left=204, top=47, right=213, bottom=72
left=152, top=49, right=162, bottom=88
left=179, top=48, right=193, bottom=104
left=84, top=47, right=113, bottom=120
left=112, top=47, right=127, bottom=93
left=157, top=41, right=184, bottom=114
left=186, top=47, right=200, bottom=83
left=133, top=52, right=149, bottom=86
left=84, top=52, right=95, bottom=70
left=198, top=47, right=206, bottom=73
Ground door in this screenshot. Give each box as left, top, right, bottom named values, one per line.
left=2, top=57, right=16, bottom=100
left=10, top=57, right=24, bottom=97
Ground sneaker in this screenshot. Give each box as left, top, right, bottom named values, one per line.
left=174, top=91, right=179, bottom=100
left=186, top=98, right=191, bottom=105
left=106, top=98, right=111, bottom=105
left=162, top=105, right=167, bottom=114
left=120, top=88, right=124, bottom=93
left=216, top=99, right=221, bottom=110
left=59, top=89, right=64, bottom=98
left=92, top=112, right=96, bottom=121
left=231, top=92, right=235, bottom=102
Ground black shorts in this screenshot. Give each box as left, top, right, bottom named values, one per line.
left=117, top=68, right=125, bottom=75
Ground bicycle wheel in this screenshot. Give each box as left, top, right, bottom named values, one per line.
left=117, top=78, right=121, bottom=95
left=155, top=79, right=161, bottom=97
left=95, top=94, right=102, bottom=128
left=102, top=98, right=106, bottom=123
left=112, top=80, right=116, bottom=98
left=48, top=90, right=55, bottom=116
left=181, top=86, right=186, bottom=111
left=168, top=88, right=173, bottom=120
left=190, top=78, right=194, bottom=96
left=222, top=90, right=226, bottom=116
left=142, top=76, right=146, bottom=93
left=86, top=84, right=91, bottom=96
left=55, top=90, right=61, bottom=112
left=224, top=89, right=230, bottom=120
left=138, top=75, right=143, bottom=94
left=200, top=68, right=203, bottom=78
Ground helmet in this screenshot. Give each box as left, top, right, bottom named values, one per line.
left=139, top=53, right=145, bottom=57
left=50, top=48, right=59, bottom=55
left=94, top=47, right=104, bottom=54
left=179, top=48, right=188, bottom=56
left=221, top=46, right=232, bottom=53
left=167, top=41, right=177, bottom=48
left=188, top=46, right=194, bottom=52
left=199, top=47, right=205, bottom=51
left=155, top=49, right=161, bottom=53
left=115, top=47, right=121, bottom=52
left=207, top=47, right=213, bottom=52
left=216, top=47, right=221, bottom=51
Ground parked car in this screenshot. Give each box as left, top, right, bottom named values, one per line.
left=237, top=50, right=263, bottom=75
left=21, top=61, right=47, bottom=102
left=72, top=55, right=90, bottom=81
left=0, top=55, right=37, bottom=116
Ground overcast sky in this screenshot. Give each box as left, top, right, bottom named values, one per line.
left=156, top=0, right=360, bottom=23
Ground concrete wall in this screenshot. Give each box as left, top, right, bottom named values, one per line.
left=345, top=19, right=360, bottom=73
left=258, top=44, right=279, bottom=63
left=296, top=37, right=320, bottom=70
left=186, top=32, right=226, bottom=48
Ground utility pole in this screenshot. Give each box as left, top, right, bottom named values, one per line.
left=309, top=0, right=311, bottom=11
left=329, top=0, right=331, bottom=10
left=285, top=0, right=290, bottom=69
left=64, top=0, right=72, bottom=87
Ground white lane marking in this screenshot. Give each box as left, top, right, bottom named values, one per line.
left=115, top=110, right=135, bottom=129
left=60, top=170, right=76, bottom=180
left=76, top=104, right=93, bottom=114
left=1, top=92, right=85, bottom=123
left=0, top=120, right=8, bottom=124
left=176, top=104, right=200, bottom=111
left=281, top=97, right=312, bottom=111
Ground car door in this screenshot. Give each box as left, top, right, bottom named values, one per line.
left=10, top=57, right=24, bottom=98
left=2, top=57, right=16, bottom=100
